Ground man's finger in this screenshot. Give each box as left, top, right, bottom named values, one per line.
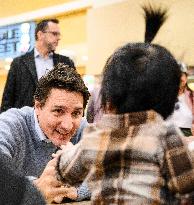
left=53, top=195, right=64, bottom=204
left=52, top=186, right=77, bottom=199
left=46, top=157, right=58, bottom=166
left=60, top=142, right=74, bottom=150
left=50, top=178, right=63, bottom=187
left=52, top=150, right=63, bottom=158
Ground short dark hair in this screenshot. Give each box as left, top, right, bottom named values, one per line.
left=101, top=43, right=181, bottom=119
left=34, top=63, right=90, bottom=109
left=35, top=19, right=59, bottom=40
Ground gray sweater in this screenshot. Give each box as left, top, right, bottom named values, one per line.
left=0, top=154, right=45, bottom=205
left=0, top=106, right=90, bottom=201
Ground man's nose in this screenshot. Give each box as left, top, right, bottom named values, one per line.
left=57, top=35, right=61, bottom=41
left=60, top=115, right=73, bottom=131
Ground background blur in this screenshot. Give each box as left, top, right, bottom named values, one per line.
left=1, top=0, right=194, bottom=100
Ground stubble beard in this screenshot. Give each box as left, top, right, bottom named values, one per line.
left=47, top=43, right=56, bottom=53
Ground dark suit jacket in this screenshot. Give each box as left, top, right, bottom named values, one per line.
left=1, top=49, right=75, bottom=112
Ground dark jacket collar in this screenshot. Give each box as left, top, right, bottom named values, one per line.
left=22, top=49, right=38, bottom=83
left=53, top=52, right=60, bottom=66
left=22, top=49, right=61, bottom=83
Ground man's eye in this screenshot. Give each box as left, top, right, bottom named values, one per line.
left=54, top=109, right=63, bottom=114
left=72, top=111, right=82, bottom=118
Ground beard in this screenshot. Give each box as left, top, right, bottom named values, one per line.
left=47, top=42, right=57, bottom=53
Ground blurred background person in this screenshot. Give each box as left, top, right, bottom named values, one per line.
left=167, top=62, right=194, bottom=136
left=1, top=19, right=74, bottom=112
left=86, top=75, right=102, bottom=123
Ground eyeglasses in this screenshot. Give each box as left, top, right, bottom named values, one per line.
left=43, top=31, right=61, bottom=37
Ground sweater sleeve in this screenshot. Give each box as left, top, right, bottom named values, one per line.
left=0, top=109, right=26, bottom=172
left=76, top=181, right=91, bottom=201
left=20, top=179, right=46, bottom=205
left=0, top=155, right=46, bottom=205
left=57, top=140, right=93, bottom=200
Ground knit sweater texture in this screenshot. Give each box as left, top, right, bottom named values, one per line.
left=0, top=106, right=89, bottom=201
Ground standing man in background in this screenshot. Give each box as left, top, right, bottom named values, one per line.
left=1, top=18, right=74, bottom=112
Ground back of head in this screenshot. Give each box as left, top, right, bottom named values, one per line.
left=34, top=63, right=90, bottom=109
left=101, top=43, right=181, bottom=119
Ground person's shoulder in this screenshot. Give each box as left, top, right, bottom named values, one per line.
left=54, top=53, right=70, bottom=59
left=82, top=120, right=106, bottom=141
left=54, top=53, right=75, bottom=67
left=0, top=106, right=34, bottom=120
left=12, top=50, right=34, bottom=63
left=0, top=107, right=35, bottom=135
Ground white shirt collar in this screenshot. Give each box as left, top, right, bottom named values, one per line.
left=34, top=47, right=53, bottom=58
left=34, top=110, right=51, bottom=143
left=34, top=48, right=39, bottom=58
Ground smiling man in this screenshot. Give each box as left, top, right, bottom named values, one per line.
left=35, top=86, right=84, bottom=147
left=0, top=63, right=90, bottom=203
left=35, top=89, right=83, bottom=146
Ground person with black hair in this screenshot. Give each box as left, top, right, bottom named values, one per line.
left=55, top=5, right=194, bottom=203
left=86, top=76, right=102, bottom=123
left=1, top=18, right=74, bottom=112
left=56, top=41, right=194, bottom=205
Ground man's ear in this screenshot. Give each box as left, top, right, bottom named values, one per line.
left=34, top=100, right=42, bottom=114
left=37, top=30, right=43, bottom=40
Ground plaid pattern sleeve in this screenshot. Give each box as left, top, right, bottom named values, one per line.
left=57, top=141, right=92, bottom=201
left=58, top=142, right=87, bottom=185
left=164, top=127, right=194, bottom=194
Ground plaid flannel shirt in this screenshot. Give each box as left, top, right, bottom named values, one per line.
left=59, top=110, right=194, bottom=205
